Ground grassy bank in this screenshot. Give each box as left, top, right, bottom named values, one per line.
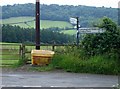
left=50, top=46, right=120, bottom=75
left=51, top=54, right=119, bottom=75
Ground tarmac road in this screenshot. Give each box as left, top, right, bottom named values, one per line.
left=1, top=71, right=119, bottom=88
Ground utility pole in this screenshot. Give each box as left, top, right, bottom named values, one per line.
left=76, top=17, right=79, bottom=46
left=36, top=0, right=40, bottom=50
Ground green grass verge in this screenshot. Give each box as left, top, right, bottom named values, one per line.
left=51, top=53, right=119, bottom=75
left=29, top=65, right=53, bottom=72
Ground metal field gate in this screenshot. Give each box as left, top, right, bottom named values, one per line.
left=0, top=43, right=21, bottom=67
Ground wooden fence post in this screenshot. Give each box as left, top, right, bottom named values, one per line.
left=19, top=44, right=25, bottom=60
left=22, top=44, right=25, bottom=60
left=19, top=44, right=22, bottom=57
left=52, top=45, right=55, bottom=51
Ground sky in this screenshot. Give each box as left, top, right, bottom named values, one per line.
left=0, top=0, right=120, bottom=8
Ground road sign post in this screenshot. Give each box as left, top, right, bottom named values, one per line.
left=70, top=17, right=80, bottom=46
left=70, top=17, right=105, bottom=46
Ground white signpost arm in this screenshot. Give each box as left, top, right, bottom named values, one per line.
left=79, top=28, right=105, bottom=34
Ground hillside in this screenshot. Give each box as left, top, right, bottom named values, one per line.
left=1, top=17, right=73, bottom=29
left=1, top=16, right=76, bottom=35
left=2, top=4, right=118, bottom=27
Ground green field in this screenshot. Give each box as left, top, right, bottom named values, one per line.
left=61, top=30, right=76, bottom=35
left=1, top=16, right=76, bottom=35
left=1, top=16, right=73, bottom=29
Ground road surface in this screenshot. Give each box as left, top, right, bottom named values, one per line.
left=1, top=71, right=119, bottom=87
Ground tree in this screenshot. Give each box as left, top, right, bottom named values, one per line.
left=81, top=17, right=120, bottom=57
left=2, top=25, right=74, bottom=44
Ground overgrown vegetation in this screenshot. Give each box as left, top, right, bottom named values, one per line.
left=12, top=58, right=26, bottom=68
left=50, top=17, right=120, bottom=75
left=81, top=17, right=120, bottom=56
left=51, top=53, right=119, bottom=74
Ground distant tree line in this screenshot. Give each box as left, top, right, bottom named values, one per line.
left=2, top=25, right=74, bottom=44
left=2, top=4, right=118, bottom=27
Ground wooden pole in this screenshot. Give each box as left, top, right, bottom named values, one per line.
left=36, top=0, right=40, bottom=50
left=76, top=17, right=79, bottom=46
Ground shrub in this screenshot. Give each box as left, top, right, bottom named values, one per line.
left=81, top=17, right=120, bottom=57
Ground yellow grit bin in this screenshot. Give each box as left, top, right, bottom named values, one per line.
left=31, top=0, right=55, bottom=66
left=31, top=50, right=55, bottom=66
